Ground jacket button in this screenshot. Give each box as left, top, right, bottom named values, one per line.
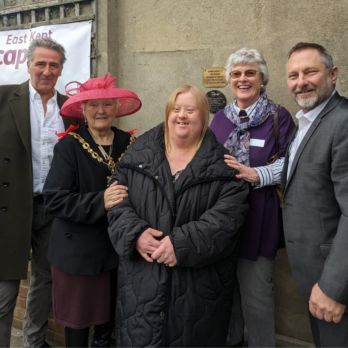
left=1, top=206, right=8, bottom=212
left=2, top=182, right=9, bottom=188
left=159, top=311, right=165, bottom=320
left=3, top=158, right=10, bottom=164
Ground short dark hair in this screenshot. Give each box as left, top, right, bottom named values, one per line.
left=26, top=38, right=66, bottom=66
left=288, top=42, right=334, bottom=69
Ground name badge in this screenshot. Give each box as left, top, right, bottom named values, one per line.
left=250, top=138, right=265, bottom=147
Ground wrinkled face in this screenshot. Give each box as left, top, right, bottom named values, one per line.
left=167, top=91, right=203, bottom=144
left=27, top=47, right=63, bottom=97
left=229, top=62, right=263, bottom=109
left=287, top=49, right=337, bottom=112
left=83, top=99, right=117, bottom=132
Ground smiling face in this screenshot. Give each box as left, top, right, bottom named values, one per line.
left=82, top=99, right=117, bottom=132
left=229, top=62, right=263, bottom=109
left=27, top=47, right=63, bottom=98
left=287, top=48, right=337, bottom=112
left=167, top=91, right=204, bottom=145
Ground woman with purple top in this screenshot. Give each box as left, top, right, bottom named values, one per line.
left=210, top=48, right=295, bottom=347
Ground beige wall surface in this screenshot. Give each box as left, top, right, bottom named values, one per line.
left=104, top=0, right=348, bottom=135
left=99, top=1, right=348, bottom=343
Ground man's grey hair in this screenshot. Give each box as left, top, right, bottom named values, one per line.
left=26, top=38, right=66, bottom=66
left=225, top=48, right=269, bottom=87
left=288, top=42, right=334, bottom=69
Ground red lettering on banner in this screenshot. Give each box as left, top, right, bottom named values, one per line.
left=29, top=29, right=53, bottom=42
left=15, top=49, right=27, bottom=69
left=6, top=34, right=13, bottom=44
left=0, top=49, right=28, bottom=69
left=1, top=29, right=54, bottom=70
left=6, top=33, right=28, bottom=44
left=4, top=50, right=16, bottom=65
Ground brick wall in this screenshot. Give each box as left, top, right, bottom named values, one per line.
left=13, top=265, right=65, bottom=346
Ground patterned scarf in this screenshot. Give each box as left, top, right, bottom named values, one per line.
left=224, top=92, right=278, bottom=165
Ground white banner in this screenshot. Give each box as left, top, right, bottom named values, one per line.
left=0, top=21, right=92, bottom=94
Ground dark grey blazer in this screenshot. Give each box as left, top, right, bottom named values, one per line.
left=0, top=80, right=70, bottom=280
left=282, top=92, right=348, bottom=305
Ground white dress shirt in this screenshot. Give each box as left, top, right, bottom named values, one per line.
left=287, top=91, right=335, bottom=179
left=29, top=82, right=65, bottom=195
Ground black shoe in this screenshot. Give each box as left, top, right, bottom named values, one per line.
left=41, top=341, right=51, bottom=348
left=92, top=324, right=112, bottom=347
left=228, top=340, right=244, bottom=347
left=65, top=327, right=89, bottom=347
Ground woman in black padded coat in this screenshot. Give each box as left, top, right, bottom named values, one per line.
left=108, top=85, right=248, bottom=347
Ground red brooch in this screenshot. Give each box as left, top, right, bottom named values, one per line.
left=128, top=128, right=137, bottom=136
left=56, top=124, right=80, bottom=140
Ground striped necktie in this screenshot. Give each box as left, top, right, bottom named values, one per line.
left=239, top=109, right=249, bottom=132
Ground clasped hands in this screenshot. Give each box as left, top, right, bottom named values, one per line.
left=136, top=227, right=177, bottom=267
left=309, top=283, right=346, bottom=323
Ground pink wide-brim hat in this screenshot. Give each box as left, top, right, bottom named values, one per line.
left=60, top=73, right=142, bottom=119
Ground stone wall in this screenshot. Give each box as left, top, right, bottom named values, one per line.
left=103, top=0, right=348, bottom=343
left=109, top=0, right=348, bottom=134
left=7, top=0, right=348, bottom=345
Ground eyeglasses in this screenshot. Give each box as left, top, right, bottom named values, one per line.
left=229, top=70, right=259, bottom=79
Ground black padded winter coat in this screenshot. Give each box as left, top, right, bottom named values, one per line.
left=108, top=124, right=248, bottom=347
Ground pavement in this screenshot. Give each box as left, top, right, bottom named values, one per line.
left=11, top=328, right=313, bottom=348
left=10, top=328, right=23, bottom=348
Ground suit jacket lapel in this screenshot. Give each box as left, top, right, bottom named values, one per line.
left=56, top=92, right=72, bottom=129
left=285, top=92, right=341, bottom=191
left=8, top=81, right=31, bottom=156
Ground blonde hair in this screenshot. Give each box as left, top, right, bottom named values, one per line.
left=164, top=85, right=209, bottom=153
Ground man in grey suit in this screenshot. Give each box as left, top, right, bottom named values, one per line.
left=0, top=38, right=75, bottom=347
left=283, top=42, right=348, bottom=347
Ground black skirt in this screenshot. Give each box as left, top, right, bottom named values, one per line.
left=51, top=265, right=111, bottom=329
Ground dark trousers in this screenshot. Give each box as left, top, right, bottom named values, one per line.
left=23, top=197, right=53, bottom=348
left=0, top=198, right=52, bottom=348
left=309, top=312, right=348, bottom=347
left=0, top=280, right=20, bottom=347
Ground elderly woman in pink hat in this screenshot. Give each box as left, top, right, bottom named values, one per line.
left=43, top=73, right=141, bottom=347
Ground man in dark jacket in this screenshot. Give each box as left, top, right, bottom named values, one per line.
left=282, top=42, right=348, bottom=347
left=0, top=38, right=74, bottom=348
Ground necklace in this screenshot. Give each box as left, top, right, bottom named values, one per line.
left=69, top=131, right=135, bottom=186
left=87, top=127, right=114, bottom=161
left=69, top=131, right=116, bottom=179
left=98, top=144, right=113, bottom=162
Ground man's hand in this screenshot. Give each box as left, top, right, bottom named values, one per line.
left=309, top=283, right=346, bottom=323
left=224, top=154, right=260, bottom=183
left=136, top=228, right=163, bottom=262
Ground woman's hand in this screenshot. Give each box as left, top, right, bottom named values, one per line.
left=104, top=181, right=128, bottom=210
left=224, top=154, right=260, bottom=183
left=136, top=228, right=163, bottom=262
left=151, top=236, right=177, bottom=267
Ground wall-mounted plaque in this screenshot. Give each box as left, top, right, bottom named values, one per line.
left=203, top=67, right=227, bottom=88
left=206, top=90, right=227, bottom=114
